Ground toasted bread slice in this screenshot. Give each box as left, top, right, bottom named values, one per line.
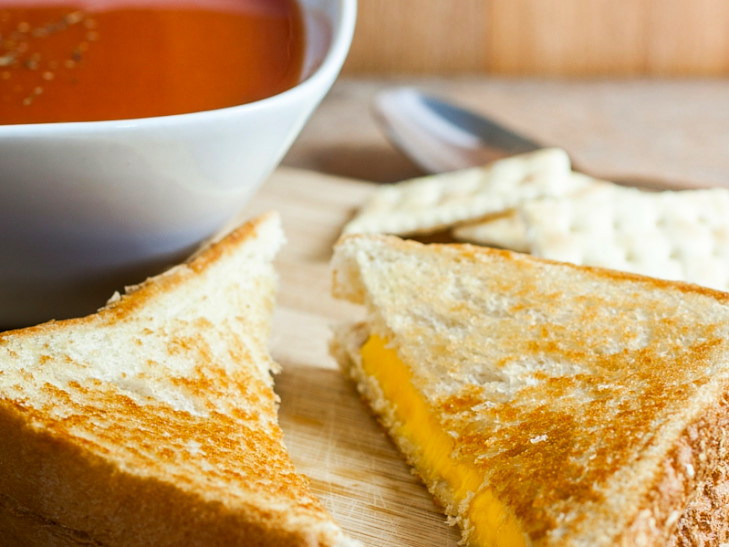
left=0, top=212, right=357, bottom=546
left=331, top=233, right=729, bottom=546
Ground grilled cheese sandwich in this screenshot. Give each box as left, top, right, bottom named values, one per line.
left=331, top=232, right=729, bottom=546
left=0, top=213, right=359, bottom=547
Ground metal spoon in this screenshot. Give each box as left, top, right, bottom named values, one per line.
left=372, top=87, right=685, bottom=190
left=373, top=87, right=541, bottom=173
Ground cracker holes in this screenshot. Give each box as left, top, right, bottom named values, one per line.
left=624, top=249, right=639, bottom=264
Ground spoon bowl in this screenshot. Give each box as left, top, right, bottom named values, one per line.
left=373, top=87, right=540, bottom=173
left=373, top=86, right=689, bottom=191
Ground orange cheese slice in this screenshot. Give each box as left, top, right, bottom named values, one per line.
left=361, top=335, right=527, bottom=547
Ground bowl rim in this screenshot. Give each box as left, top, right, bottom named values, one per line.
left=0, top=0, right=357, bottom=136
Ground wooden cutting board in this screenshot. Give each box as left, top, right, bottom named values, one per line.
left=239, top=167, right=462, bottom=546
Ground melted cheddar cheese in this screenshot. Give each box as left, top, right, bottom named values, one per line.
left=361, top=335, right=527, bottom=547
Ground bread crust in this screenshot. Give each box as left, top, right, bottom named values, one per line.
left=662, top=393, right=729, bottom=546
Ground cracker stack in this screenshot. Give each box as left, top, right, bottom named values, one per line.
left=343, top=149, right=729, bottom=291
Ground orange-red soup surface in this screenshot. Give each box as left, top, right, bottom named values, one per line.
left=0, top=0, right=304, bottom=124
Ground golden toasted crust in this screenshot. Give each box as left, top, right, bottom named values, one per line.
left=0, top=399, right=327, bottom=547
left=0, top=213, right=353, bottom=546
left=332, top=233, right=729, bottom=546
left=626, top=390, right=729, bottom=546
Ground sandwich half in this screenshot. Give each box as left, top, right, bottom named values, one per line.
left=0, top=212, right=357, bottom=546
left=331, top=233, right=729, bottom=546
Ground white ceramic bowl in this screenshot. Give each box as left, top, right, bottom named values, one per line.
left=0, top=0, right=356, bottom=328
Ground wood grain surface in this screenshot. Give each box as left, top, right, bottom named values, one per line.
left=284, top=77, right=729, bottom=190
left=343, top=0, right=729, bottom=76
left=239, top=168, right=461, bottom=546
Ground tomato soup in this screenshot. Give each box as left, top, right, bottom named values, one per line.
left=0, top=0, right=304, bottom=124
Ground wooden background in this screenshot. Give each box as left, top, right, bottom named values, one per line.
left=342, top=0, right=729, bottom=76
